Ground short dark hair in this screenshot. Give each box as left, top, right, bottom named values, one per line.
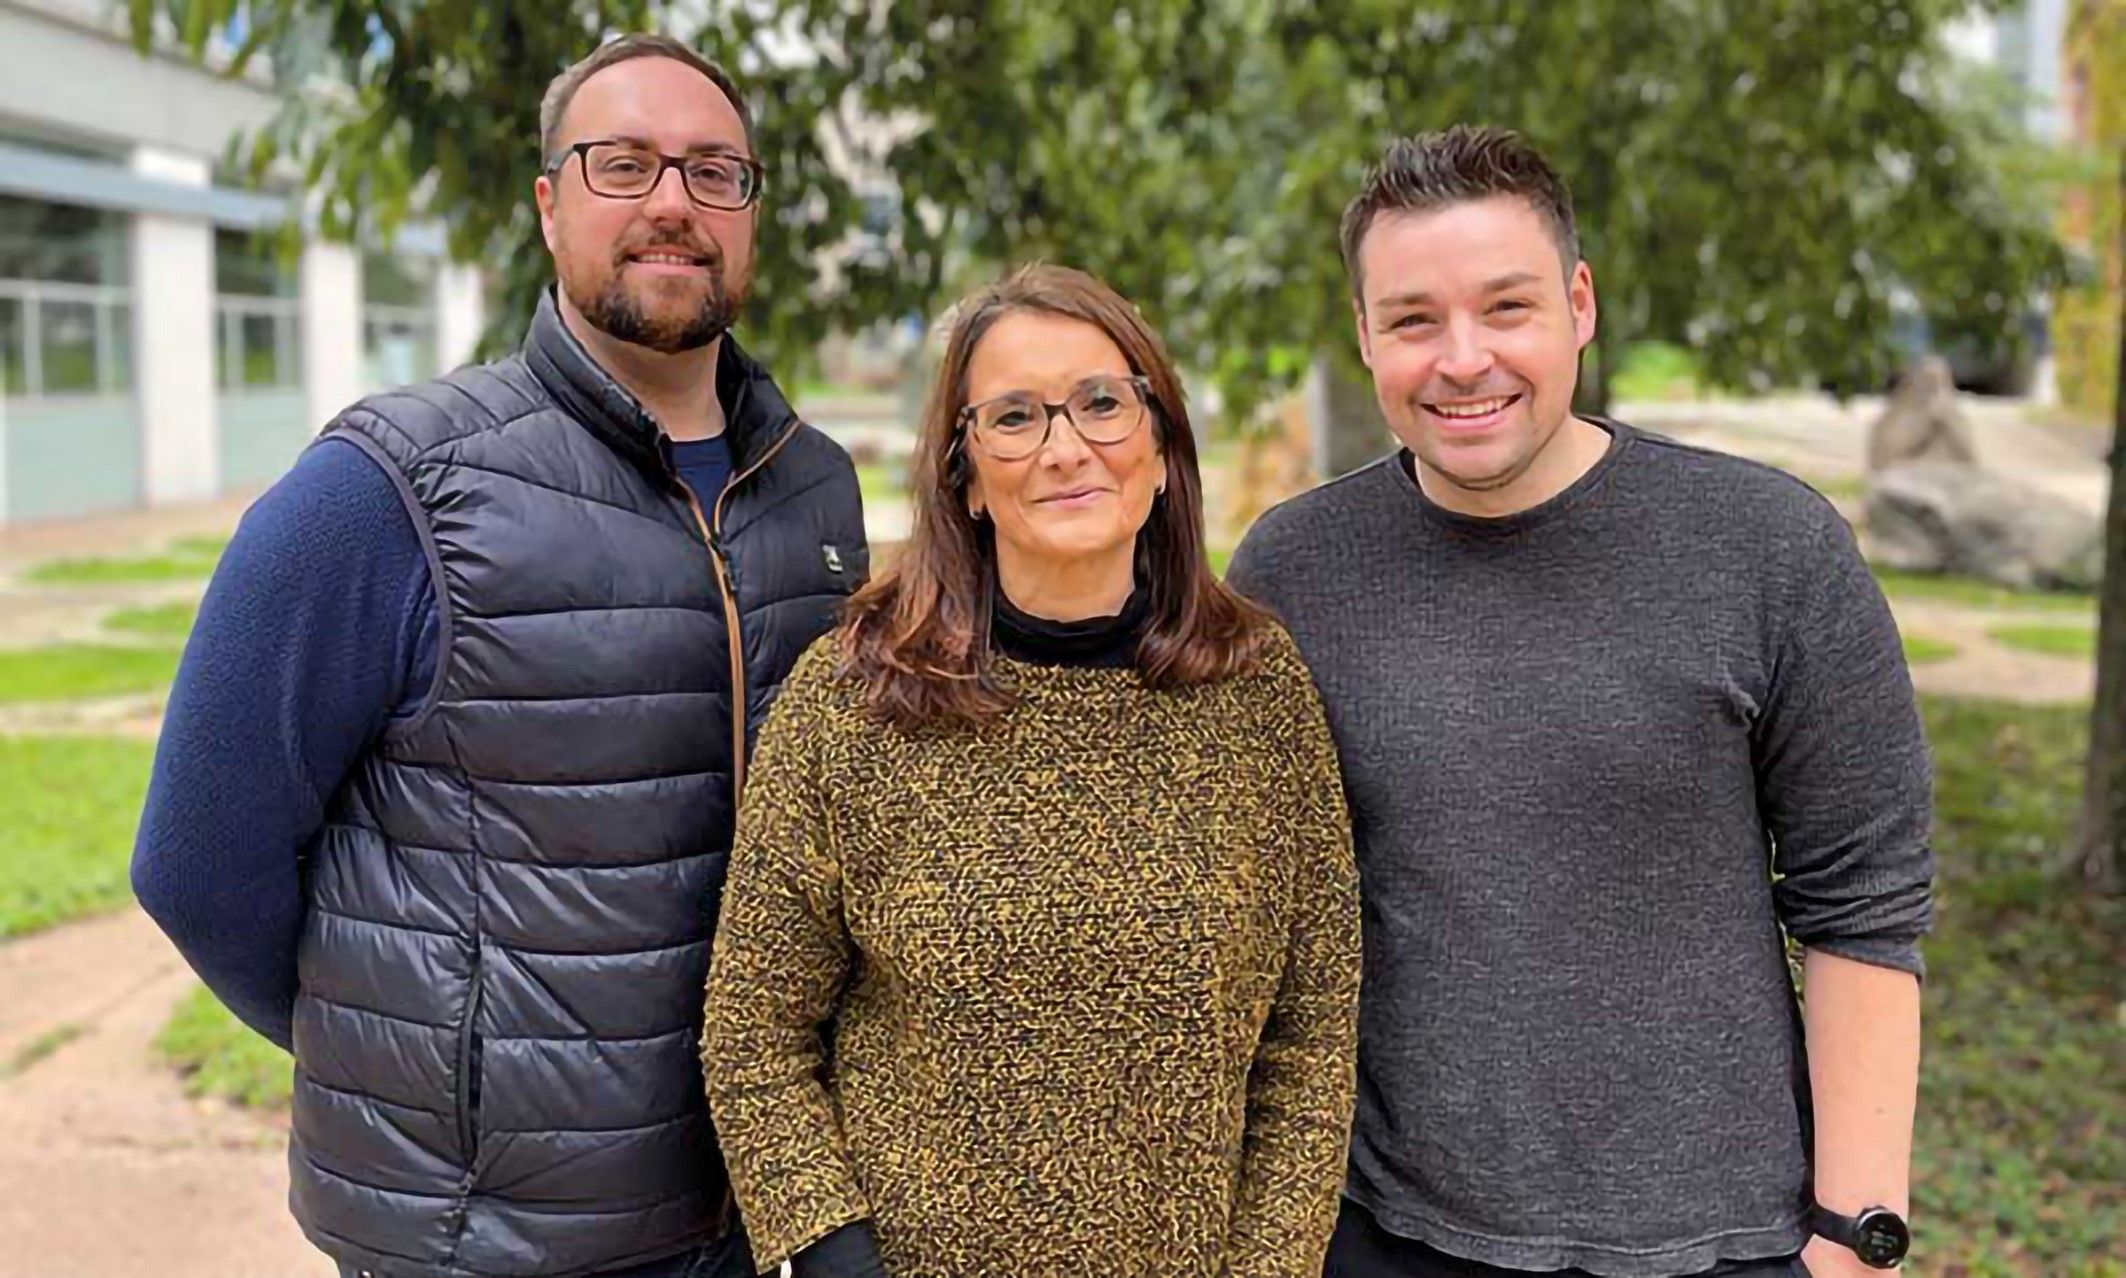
left=539, top=34, right=754, bottom=162
left=1339, top=126, right=1579, bottom=299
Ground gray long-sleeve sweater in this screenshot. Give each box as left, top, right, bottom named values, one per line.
left=1227, top=420, right=1933, bottom=1277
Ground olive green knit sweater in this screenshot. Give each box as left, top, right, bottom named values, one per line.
left=701, top=629, right=1360, bottom=1278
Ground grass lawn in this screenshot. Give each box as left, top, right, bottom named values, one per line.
left=21, top=535, right=227, bottom=587
left=791, top=377, right=871, bottom=403
left=0, top=735, right=157, bottom=939
left=103, top=601, right=199, bottom=641
left=1913, top=697, right=2123, bottom=1274
left=1875, top=569, right=2097, bottom=615
left=0, top=643, right=182, bottom=704
left=856, top=462, right=906, bottom=509
left=1798, top=472, right=1866, bottom=501
left=1988, top=622, right=2098, bottom=661
left=0, top=1022, right=86, bottom=1079
left=1903, top=634, right=1960, bottom=665
left=1611, top=341, right=1704, bottom=402
left=154, top=986, right=292, bottom=1109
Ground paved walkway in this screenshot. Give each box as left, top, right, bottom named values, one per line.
left=0, top=909, right=331, bottom=1278
left=1888, top=599, right=2096, bottom=705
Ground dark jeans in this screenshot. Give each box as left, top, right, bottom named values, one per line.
left=335, top=1227, right=752, bottom=1278
left=1324, top=1198, right=1808, bottom=1278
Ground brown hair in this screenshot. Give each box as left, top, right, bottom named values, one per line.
left=838, top=264, right=1272, bottom=730
left=1339, top=126, right=1579, bottom=298
left=539, top=34, right=754, bottom=161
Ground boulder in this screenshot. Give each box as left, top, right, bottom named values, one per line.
left=1867, top=356, right=1978, bottom=472
left=1864, top=459, right=2104, bottom=591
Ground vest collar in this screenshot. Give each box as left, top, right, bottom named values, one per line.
left=521, top=286, right=798, bottom=480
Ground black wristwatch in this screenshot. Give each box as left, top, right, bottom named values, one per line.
left=1810, top=1203, right=1911, bottom=1269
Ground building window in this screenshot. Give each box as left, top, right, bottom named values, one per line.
left=0, top=295, right=23, bottom=395
left=0, top=193, right=131, bottom=397
left=214, top=228, right=301, bottom=390
left=361, top=251, right=438, bottom=388
left=0, top=191, right=128, bottom=285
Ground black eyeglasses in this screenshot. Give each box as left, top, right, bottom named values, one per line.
left=958, top=375, right=1155, bottom=462
left=547, top=140, right=765, bottom=211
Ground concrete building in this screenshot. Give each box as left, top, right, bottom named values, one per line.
left=0, top=0, right=484, bottom=525
left=1948, top=0, right=2074, bottom=143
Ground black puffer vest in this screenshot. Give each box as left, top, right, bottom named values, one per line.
left=287, top=291, right=867, bottom=1277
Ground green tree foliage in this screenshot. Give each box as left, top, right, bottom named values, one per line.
left=130, top=0, right=924, bottom=367
left=2054, top=0, right=2126, bottom=418
left=136, top=0, right=2063, bottom=417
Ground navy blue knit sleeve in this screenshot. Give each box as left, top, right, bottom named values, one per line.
left=131, top=438, right=437, bottom=1051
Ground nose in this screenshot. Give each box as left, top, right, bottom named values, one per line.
left=1035, top=406, right=1096, bottom=467
left=1436, top=318, right=1495, bottom=385
left=641, top=163, right=693, bottom=221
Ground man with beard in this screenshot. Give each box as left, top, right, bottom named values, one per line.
left=132, top=35, right=872, bottom=1278
left=1228, top=128, right=1932, bottom=1278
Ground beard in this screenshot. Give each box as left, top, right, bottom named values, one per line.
left=578, top=271, right=741, bottom=355
left=567, top=236, right=748, bottom=355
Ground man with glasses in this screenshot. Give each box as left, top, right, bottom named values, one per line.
left=133, top=34, right=867, bottom=1278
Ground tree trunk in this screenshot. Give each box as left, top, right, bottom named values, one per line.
left=1307, top=351, right=1394, bottom=482
left=1576, top=336, right=1615, bottom=419
left=2067, top=148, right=2126, bottom=895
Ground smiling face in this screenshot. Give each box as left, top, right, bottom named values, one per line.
left=961, top=311, right=1167, bottom=602
left=1354, top=195, right=1598, bottom=505
left=534, top=55, right=756, bottom=353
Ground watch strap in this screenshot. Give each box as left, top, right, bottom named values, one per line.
left=1809, top=1204, right=1860, bottom=1249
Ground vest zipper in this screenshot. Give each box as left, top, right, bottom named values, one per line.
left=684, top=415, right=800, bottom=1240
left=685, top=417, right=803, bottom=809
left=455, top=951, right=484, bottom=1165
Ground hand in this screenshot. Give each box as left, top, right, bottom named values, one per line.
left=1801, top=1235, right=1885, bottom=1278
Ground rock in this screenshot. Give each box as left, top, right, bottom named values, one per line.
left=1864, top=459, right=2104, bottom=591
left=1867, top=356, right=1978, bottom=472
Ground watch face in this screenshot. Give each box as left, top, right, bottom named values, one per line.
left=1853, top=1210, right=1912, bottom=1267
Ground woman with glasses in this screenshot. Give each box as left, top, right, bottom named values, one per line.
left=700, top=264, right=1360, bottom=1278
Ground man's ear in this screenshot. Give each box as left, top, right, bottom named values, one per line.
left=536, top=174, right=559, bottom=255
left=1570, top=259, right=1598, bottom=353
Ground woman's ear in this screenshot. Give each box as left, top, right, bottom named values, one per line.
left=945, top=437, right=982, bottom=516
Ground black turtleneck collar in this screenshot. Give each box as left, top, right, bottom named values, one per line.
left=519, top=286, right=797, bottom=480
left=993, top=580, right=1150, bottom=669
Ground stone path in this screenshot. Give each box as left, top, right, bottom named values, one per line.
left=0, top=909, right=331, bottom=1278
left=1888, top=599, right=2096, bottom=705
